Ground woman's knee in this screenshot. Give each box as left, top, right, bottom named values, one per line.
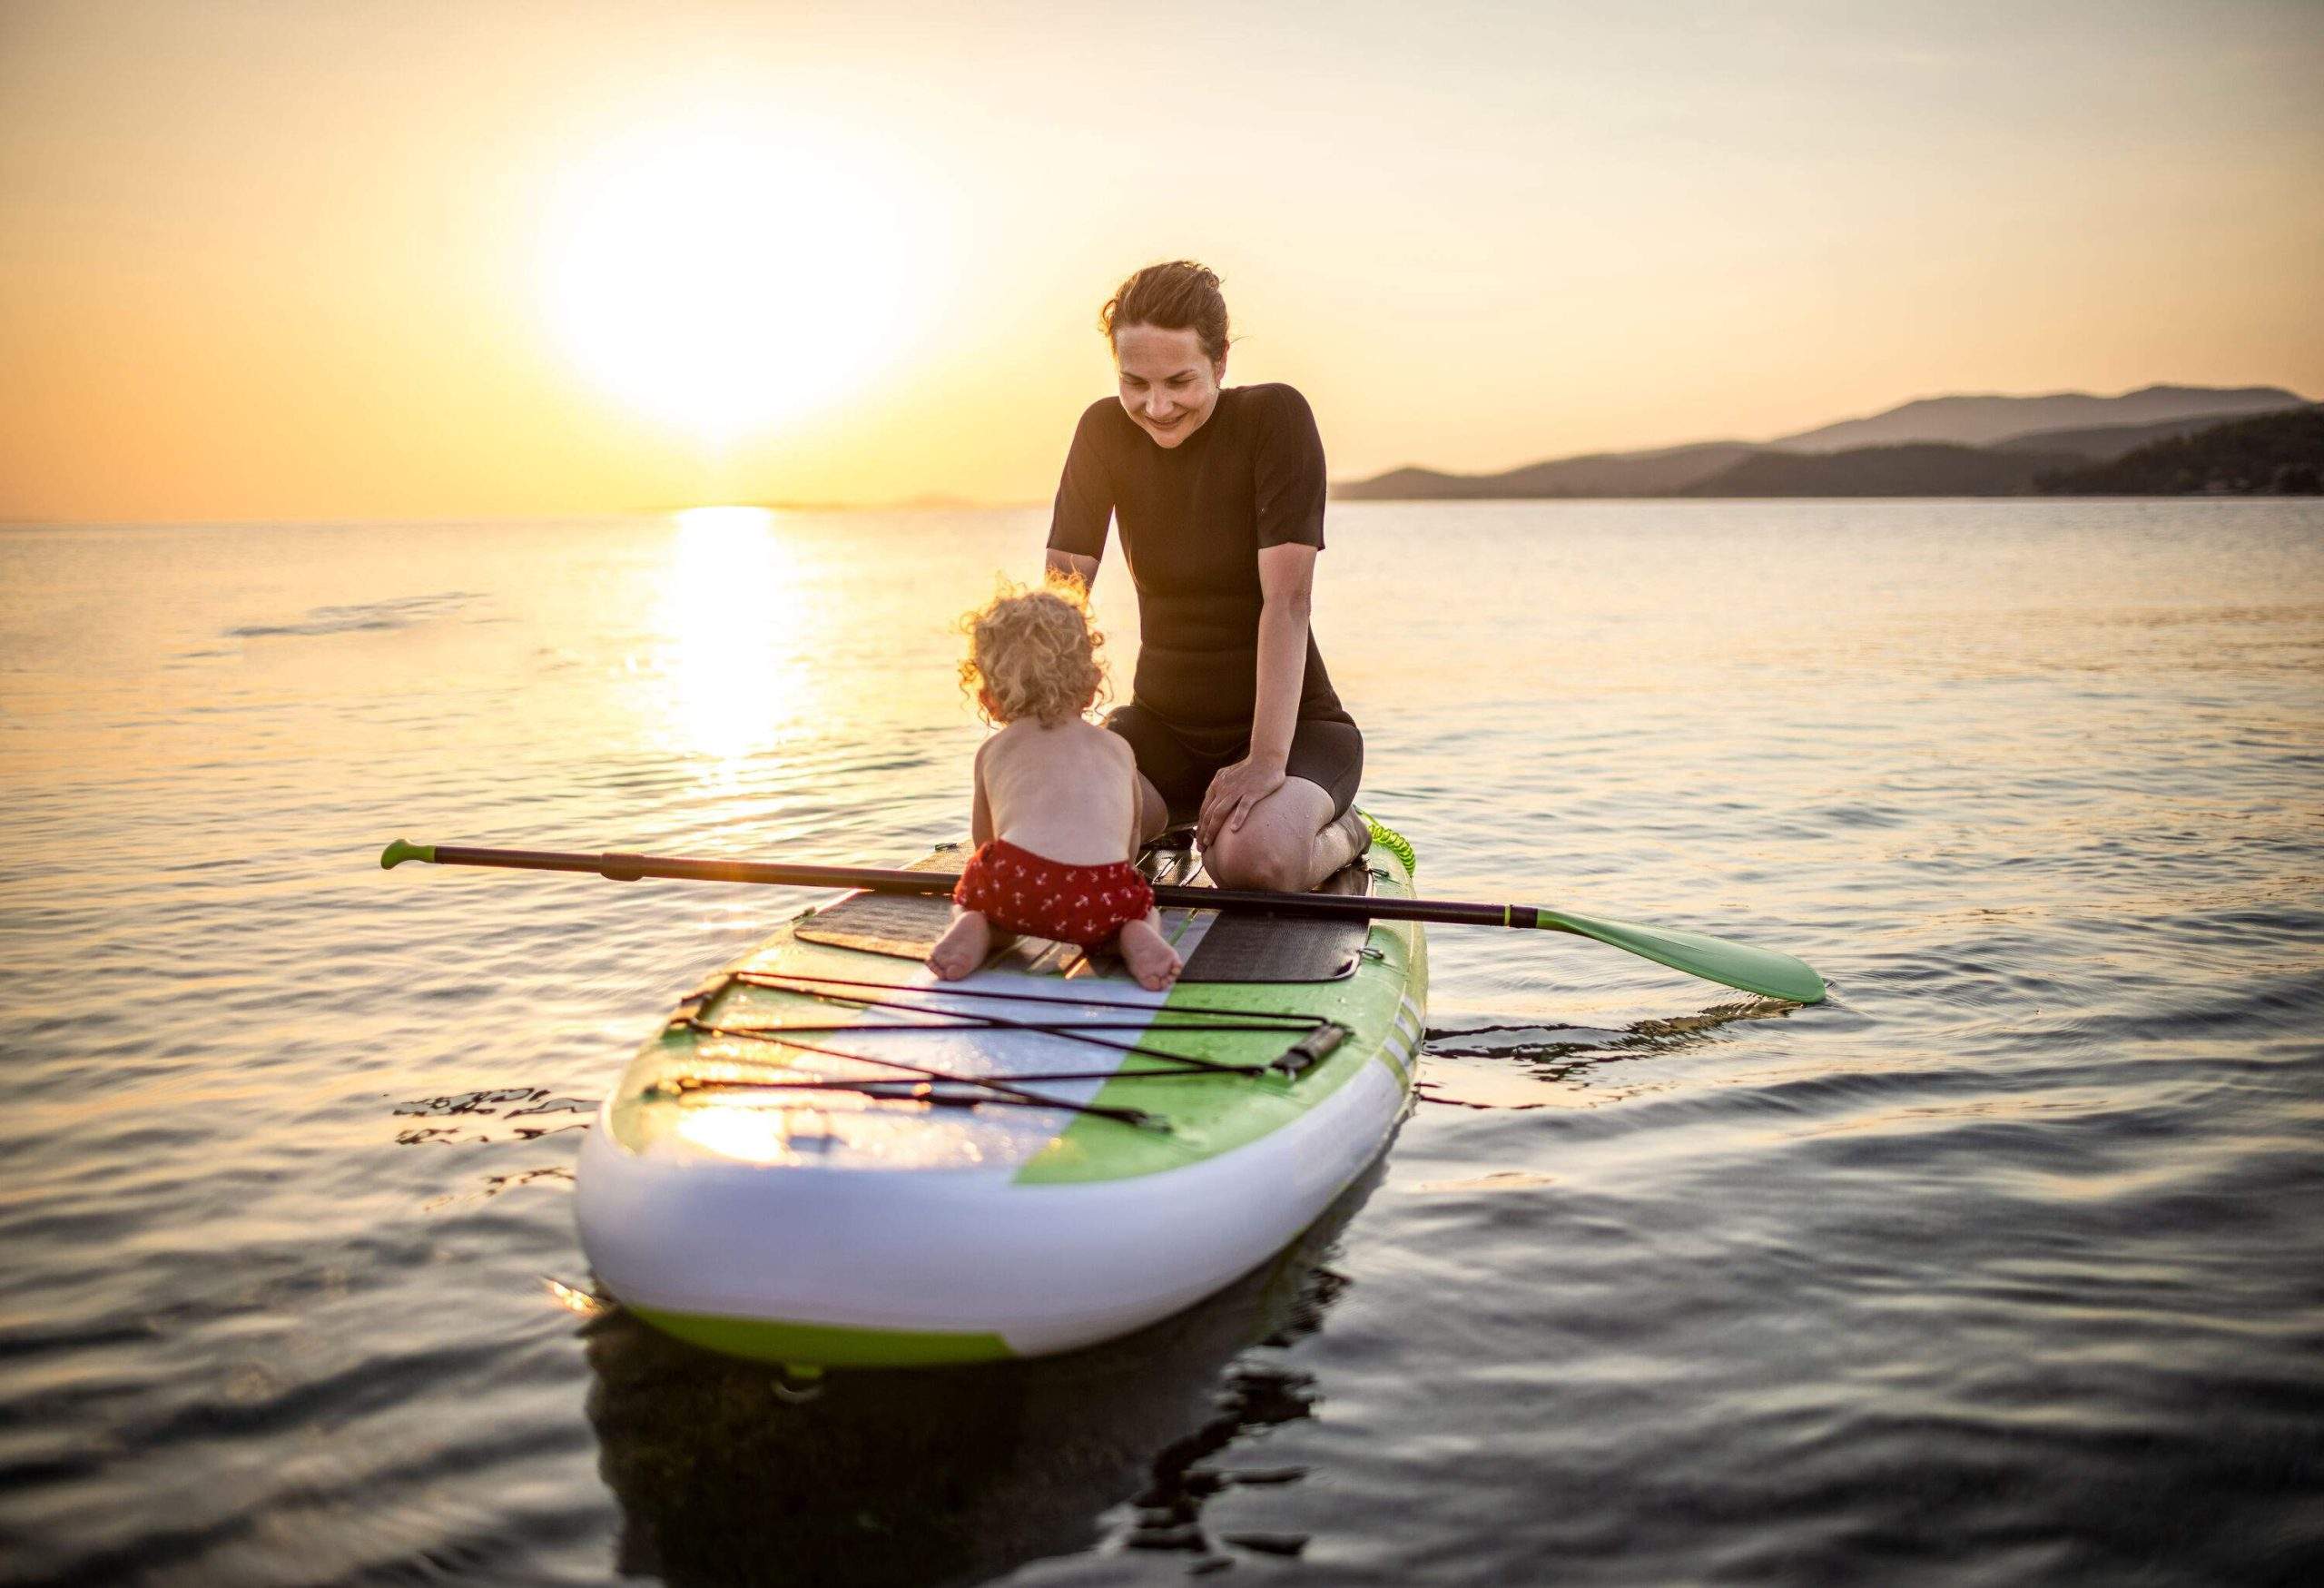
left=1205, top=827, right=1306, bottom=893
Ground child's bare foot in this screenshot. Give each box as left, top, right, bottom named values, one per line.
left=927, top=910, right=993, bottom=980
left=1117, top=913, right=1181, bottom=992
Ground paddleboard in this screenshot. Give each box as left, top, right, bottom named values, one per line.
left=575, top=816, right=1427, bottom=1367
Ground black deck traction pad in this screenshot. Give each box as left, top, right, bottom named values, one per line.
left=1175, top=860, right=1372, bottom=983
left=793, top=848, right=962, bottom=957
left=793, top=846, right=1376, bottom=983
left=793, top=889, right=958, bottom=957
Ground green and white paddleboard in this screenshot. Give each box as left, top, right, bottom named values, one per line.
left=575, top=818, right=1428, bottom=1368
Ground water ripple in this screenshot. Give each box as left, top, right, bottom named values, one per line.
left=5, top=503, right=2322, bottom=1583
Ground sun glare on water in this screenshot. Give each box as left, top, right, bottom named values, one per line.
left=652, top=507, right=824, bottom=764
left=543, top=121, right=918, bottom=442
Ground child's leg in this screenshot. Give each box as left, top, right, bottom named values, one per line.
left=927, top=907, right=996, bottom=980
left=1115, top=907, right=1181, bottom=991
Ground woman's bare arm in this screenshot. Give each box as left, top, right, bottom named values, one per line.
left=1046, top=548, right=1099, bottom=590
left=1247, top=543, right=1314, bottom=768
left=1196, top=542, right=1314, bottom=843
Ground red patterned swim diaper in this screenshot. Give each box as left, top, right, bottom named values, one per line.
left=952, top=838, right=1156, bottom=948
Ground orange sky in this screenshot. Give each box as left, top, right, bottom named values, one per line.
left=3, top=0, right=2319, bottom=522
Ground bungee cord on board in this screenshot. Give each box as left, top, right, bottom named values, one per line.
left=654, top=968, right=1348, bottom=1130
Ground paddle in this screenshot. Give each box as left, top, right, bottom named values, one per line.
left=380, top=839, right=1826, bottom=1004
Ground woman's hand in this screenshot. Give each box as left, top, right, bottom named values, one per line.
left=1198, top=754, right=1287, bottom=848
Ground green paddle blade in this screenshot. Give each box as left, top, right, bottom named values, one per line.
left=1535, top=907, right=1827, bottom=1004
left=379, top=839, right=435, bottom=869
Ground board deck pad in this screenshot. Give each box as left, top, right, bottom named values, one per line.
left=1176, top=859, right=1374, bottom=983
left=792, top=844, right=1374, bottom=982
left=793, top=848, right=963, bottom=955
left=795, top=891, right=954, bottom=956
left=1174, top=911, right=1362, bottom=982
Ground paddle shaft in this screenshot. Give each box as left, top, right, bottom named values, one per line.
left=392, top=842, right=1569, bottom=932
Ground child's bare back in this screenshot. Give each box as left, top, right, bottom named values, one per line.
left=976, top=718, right=1141, bottom=864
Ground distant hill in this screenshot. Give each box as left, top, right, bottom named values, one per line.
left=1681, top=443, right=2084, bottom=498
left=1991, top=411, right=2291, bottom=461
left=1334, top=383, right=2311, bottom=500
left=1335, top=467, right=1496, bottom=501
left=1334, top=441, right=1755, bottom=501
left=1769, top=385, right=2308, bottom=453
left=1333, top=384, right=2316, bottom=501
left=2039, top=407, right=2324, bottom=495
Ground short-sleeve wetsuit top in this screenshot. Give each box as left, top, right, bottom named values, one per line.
left=1046, top=383, right=1349, bottom=759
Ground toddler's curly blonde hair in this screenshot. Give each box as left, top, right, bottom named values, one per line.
left=959, top=578, right=1108, bottom=726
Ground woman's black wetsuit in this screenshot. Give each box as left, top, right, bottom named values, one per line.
left=1047, top=383, right=1363, bottom=824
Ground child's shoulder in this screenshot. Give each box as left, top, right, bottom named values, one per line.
left=983, top=717, right=1126, bottom=758
left=1067, top=718, right=1133, bottom=758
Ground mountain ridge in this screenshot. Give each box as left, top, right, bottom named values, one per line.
left=1334, top=384, right=2312, bottom=500
left=1767, top=384, right=2304, bottom=453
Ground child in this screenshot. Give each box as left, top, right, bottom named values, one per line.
left=927, top=582, right=1184, bottom=991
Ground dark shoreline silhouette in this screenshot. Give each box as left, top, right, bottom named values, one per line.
left=1336, top=384, right=2320, bottom=500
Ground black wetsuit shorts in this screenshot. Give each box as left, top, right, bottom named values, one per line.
left=1104, top=702, right=1364, bottom=826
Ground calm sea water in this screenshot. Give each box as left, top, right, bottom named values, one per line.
left=3, top=500, right=2320, bottom=1585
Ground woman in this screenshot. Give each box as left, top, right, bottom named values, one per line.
left=1045, top=261, right=1368, bottom=893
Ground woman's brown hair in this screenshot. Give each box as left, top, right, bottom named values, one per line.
left=1098, top=260, right=1230, bottom=363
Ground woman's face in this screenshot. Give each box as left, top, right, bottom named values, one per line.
left=1113, top=323, right=1225, bottom=449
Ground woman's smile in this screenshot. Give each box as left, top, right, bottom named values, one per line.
left=1113, top=322, right=1223, bottom=449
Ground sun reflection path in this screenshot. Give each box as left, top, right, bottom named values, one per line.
left=654, top=508, right=825, bottom=765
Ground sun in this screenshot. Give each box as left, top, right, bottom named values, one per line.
left=542, top=120, right=918, bottom=443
